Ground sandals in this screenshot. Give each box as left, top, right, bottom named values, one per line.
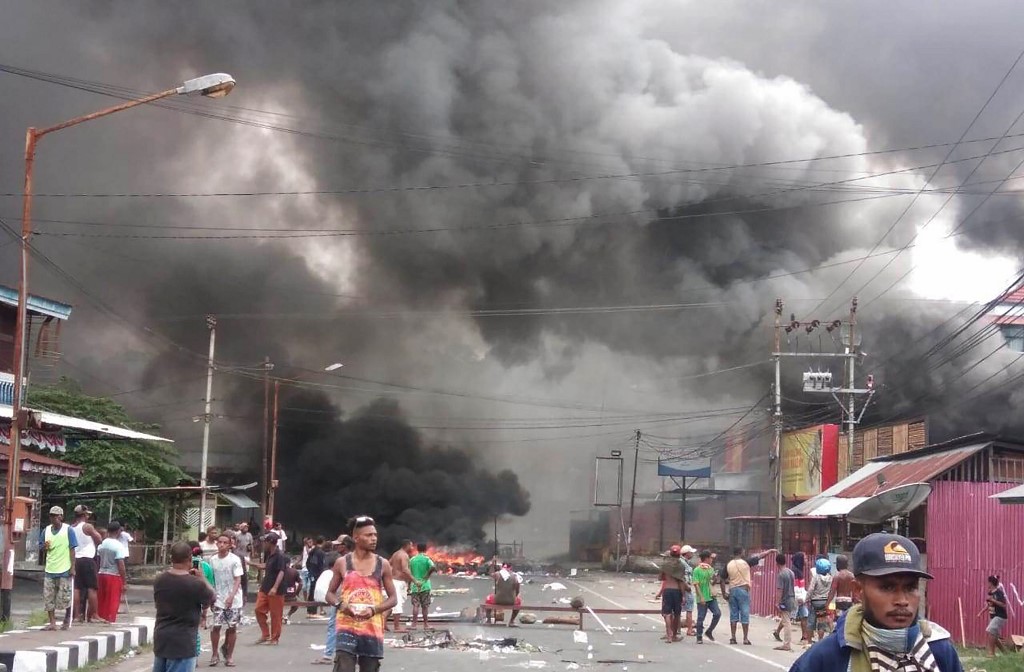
left=224, top=661, right=236, bottom=667
left=311, top=659, right=333, bottom=666
left=209, top=658, right=220, bottom=667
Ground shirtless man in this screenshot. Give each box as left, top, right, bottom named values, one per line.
left=386, top=540, right=414, bottom=633
left=826, top=554, right=858, bottom=614
left=325, top=517, right=398, bottom=672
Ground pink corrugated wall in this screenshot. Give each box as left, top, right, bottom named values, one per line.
left=926, top=481, right=1024, bottom=646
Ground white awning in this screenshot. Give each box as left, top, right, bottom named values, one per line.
left=991, top=484, right=1024, bottom=504
left=787, top=496, right=868, bottom=517
left=0, top=404, right=172, bottom=444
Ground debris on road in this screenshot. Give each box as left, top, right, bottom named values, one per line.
left=384, top=629, right=543, bottom=654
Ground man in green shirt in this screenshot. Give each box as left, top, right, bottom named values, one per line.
left=692, top=549, right=721, bottom=644
left=408, top=543, right=436, bottom=630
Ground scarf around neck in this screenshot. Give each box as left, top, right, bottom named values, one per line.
left=843, top=605, right=939, bottom=672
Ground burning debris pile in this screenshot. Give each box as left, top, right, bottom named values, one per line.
left=426, top=546, right=487, bottom=575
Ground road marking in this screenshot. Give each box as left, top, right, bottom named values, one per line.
left=568, top=580, right=788, bottom=671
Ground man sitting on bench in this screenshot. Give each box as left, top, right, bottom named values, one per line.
left=484, top=562, right=522, bottom=627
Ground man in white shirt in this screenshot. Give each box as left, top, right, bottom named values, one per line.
left=208, top=533, right=244, bottom=667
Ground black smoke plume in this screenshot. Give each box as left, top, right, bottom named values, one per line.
left=270, top=391, right=531, bottom=548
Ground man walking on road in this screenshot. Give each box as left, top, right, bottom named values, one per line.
left=827, top=555, right=857, bottom=614
left=325, top=516, right=398, bottom=672
left=722, top=546, right=776, bottom=646
left=774, top=554, right=797, bottom=651
left=386, top=540, right=413, bottom=633
left=40, top=506, right=77, bottom=631
left=692, top=549, right=720, bottom=644
left=209, top=533, right=244, bottom=666
left=408, top=543, right=435, bottom=630
left=655, top=545, right=688, bottom=642
left=153, top=541, right=215, bottom=672
left=791, top=533, right=963, bottom=672
left=71, top=505, right=103, bottom=623
left=251, top=532, right=289, bottom=645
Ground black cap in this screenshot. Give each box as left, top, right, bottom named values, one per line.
left=852, top=533, right=933, bottom=579
left=263, top=532, right=280, bottom=543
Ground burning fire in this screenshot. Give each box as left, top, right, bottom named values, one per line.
left=422, top=546, right=486, bottom=573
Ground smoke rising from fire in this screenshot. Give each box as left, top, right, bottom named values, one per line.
left=2, top=2, right=1024, bottom=553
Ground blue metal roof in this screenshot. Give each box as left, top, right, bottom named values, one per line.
left=0, top=285, right=72, bottom=320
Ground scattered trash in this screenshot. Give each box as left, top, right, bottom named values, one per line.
left=566, top=664, right=580, bottom=670
left=430, top=588, right=470, bottom=595
left=570, top=568, right=578, bottom=577
left=519, top=613, right=538, bottom=624
left=610, top=642, right=626, bottom=646
left=309, top=644, right=326, bottom=650
left=542, top=582, right=568, bottom=592
left=572, top=631, right=588, bottom=644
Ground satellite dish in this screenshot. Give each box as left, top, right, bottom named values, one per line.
left=846, top=482, right=932, bottom=524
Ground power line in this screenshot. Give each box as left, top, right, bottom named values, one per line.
left=805, top=45, right=1024, bottom=318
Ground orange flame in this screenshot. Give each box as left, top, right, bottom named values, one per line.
left=422, top=545, right=486, bottom=571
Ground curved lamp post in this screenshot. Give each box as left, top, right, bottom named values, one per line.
left=1, top=73, right=236, bottom=619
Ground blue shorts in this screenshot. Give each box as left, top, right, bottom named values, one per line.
left=796, top=603, right=809, bottom=619
left=661, top=589, right=682, bottom=617
left=153, top=657, right=196, bottom=672
left=728, top=586, right=751, bottom=624
left=682, top=591, right=695, bottom=612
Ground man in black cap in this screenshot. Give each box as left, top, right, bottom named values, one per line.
left=790, top=533, right=963, bottom=672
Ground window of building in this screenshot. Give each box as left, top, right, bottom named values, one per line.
left=1000, top=325, right=1024, bottom=352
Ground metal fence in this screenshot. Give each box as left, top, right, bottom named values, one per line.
left=926, top=480, right=1024, bottom=646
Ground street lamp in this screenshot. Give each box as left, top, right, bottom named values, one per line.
left=2, top=73, right=236, bottom=619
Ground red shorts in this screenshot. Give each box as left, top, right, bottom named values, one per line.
left=486, top=594, right=521, bottom=607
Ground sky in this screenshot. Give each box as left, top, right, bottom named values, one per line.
left=2, top=1, right=1024, bottom=555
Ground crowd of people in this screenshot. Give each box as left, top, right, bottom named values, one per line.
left=38, top=505, right=131, bottom=630
left=43, top=507, right=1001, bottom=672
left=656, top=534, right=977, bottom=671
left=152, top=516, right=451, bottom=672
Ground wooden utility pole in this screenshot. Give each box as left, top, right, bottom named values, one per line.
left=261, top=357, right=272, bottom=516
left=267, top=381, right=280, bottom=520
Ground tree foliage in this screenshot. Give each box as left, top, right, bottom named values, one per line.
left=27, top=378, right=187, bottom=536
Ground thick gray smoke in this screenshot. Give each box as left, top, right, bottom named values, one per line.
left=3, top=1, right=1024, bottom=554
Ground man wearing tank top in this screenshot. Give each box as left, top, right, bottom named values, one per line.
left=325, top=517, right=398, bottom=672
left=71, top=505, right=104, bottom=623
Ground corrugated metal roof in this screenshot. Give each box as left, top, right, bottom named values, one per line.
left=836, top=443, right=986, bottom=498
left=218, top=491, right=259, bottom=509
left=0, top=285, right=72, bottom=320
left=991, top=483, right=1024, bottom=503
left=787, top=444, right=988, bottom=516
left=0, top=405, right=172, bottom=443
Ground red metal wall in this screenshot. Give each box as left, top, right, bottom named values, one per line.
left=926, top=481, right=1024, bottom=646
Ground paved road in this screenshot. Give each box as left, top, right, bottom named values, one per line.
left=98, top=572, right=805, bottom=672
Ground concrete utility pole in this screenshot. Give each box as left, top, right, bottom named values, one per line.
left=624, top=429, right=641, bottom=570
left=773, top=299, right=784, bottom=551
left=771, top=297, right=874, bottom=551
left=198, top=315, right=217, bottom=533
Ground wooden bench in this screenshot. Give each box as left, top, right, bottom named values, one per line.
left=478, top=603, right=662, bottom=631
